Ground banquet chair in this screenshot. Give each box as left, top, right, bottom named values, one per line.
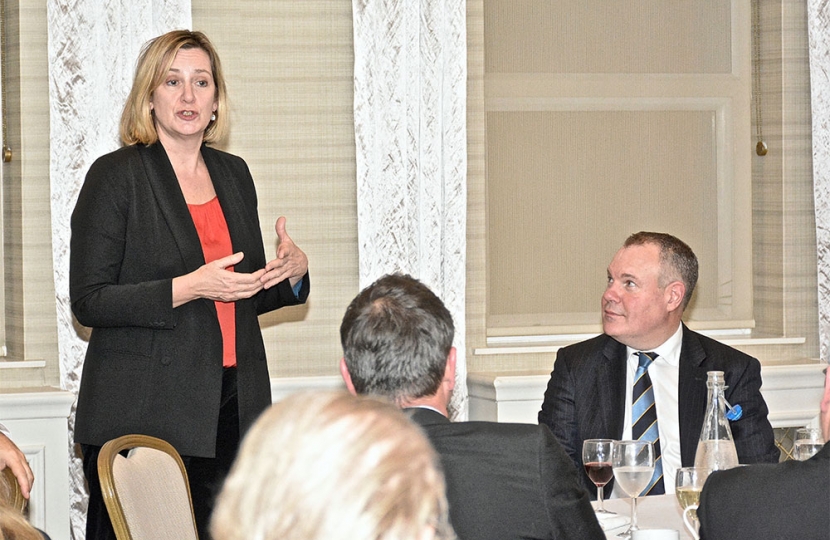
left=0, top=466, right=27, bottom=513
left=97, top=434, right=199, bottom=540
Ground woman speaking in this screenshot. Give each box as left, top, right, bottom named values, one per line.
left=69, top=30, right=309, bottom=539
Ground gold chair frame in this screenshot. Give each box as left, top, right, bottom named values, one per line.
left=97, top=434, right=199, bottom=540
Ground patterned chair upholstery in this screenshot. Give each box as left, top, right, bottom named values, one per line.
left=97, top=434, right=198, bottom=540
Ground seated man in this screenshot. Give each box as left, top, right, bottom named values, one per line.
left=539, top=232, right=778, bottom=496
left=339, top=273, right=605, bottom=540
left=697, top=367, right=830, bottom=540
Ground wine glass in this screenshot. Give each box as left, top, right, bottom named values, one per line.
left=582, top=439, right=615, bottom=514
left=794, top=428, right=823, bottom=461
left=675, top=467, right=710, bottom=539
left=611, top=440, right=654, bottom=539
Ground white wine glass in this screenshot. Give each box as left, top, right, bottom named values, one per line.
left=611, top=440, right=654, bottom=539
left=675, top=467, right=710, bottom=539
left=582, top=439, right=615, bottom=514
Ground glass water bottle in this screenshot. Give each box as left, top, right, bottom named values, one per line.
left=693, top=371, right=740, bottom=471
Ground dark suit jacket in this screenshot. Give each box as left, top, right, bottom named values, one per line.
left=70, top=143, right=309, bottom=458
left=538, top=326, right=778, bottom=495
left=698, top=443, right=830, bottom=540
left=408, top=408, right=605, bottom=540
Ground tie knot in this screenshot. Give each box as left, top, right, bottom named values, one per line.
left=637, top=351, right=657, bottom=369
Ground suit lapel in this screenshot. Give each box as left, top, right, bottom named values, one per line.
left=138, top=143, right=205, bottom=272
left=202, top=146, right=260, bottom=274
left=598, top=337, right=627, bottom=439
left=678, top=324, right=709, bottom=465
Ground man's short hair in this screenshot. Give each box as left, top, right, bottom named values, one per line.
left=340, top=273, right=454, bottom=403
left=624, top=231, right=699, bottom=310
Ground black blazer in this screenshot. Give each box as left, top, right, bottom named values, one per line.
left=698, top=443, right=830, bottom=540
left=70, top=143, right=309, bottom=458
left=538, top=326, right=779, bottom=495
left=408, top=408, right=605, bottom=540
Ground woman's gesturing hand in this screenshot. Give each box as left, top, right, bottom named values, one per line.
left=173, top=252, right=266, bottom=307
left=262, top=216, right=308, bottom=290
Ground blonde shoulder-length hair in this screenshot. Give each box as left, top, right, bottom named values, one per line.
left=119, top=30, right=229, bottom=146
left=0, top=504, right=44, bottom=540
left=211, top=391, right=456, bottom=540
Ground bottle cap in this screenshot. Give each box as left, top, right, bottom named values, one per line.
left=725, top=403, right=743, bottom=421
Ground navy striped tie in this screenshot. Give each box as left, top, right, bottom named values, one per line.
left=632, top=351, right=665, bottom=495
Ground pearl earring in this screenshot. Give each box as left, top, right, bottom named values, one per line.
left=211, top=113, right=216, bottom=121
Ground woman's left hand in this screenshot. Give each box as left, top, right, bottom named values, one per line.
left=262, top=216, right=308, bottom=289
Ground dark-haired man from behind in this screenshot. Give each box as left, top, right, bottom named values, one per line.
left=696, top=367, right=830, bottom=540
left=339, top=273, right=604, bottom=540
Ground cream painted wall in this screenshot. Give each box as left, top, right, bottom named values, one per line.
left=466, top=0, right=818, bottom=372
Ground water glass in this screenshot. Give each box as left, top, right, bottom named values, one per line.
left=611, top=440, right=654, bottom=539
left=794, top=427, right=823, bottom=461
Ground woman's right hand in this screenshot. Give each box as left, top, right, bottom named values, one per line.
left=172, top=252, right=266, bottom=307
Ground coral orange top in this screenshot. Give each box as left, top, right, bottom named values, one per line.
left=188, top=196, right=237, bottom=367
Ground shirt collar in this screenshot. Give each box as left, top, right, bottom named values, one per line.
left=407, top=404, right=447, bottom=416
left=626, top=323, right=683, bottom=366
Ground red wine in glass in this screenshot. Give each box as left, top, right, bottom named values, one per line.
left=585, top=461, right=614, bottom=487
left=582, top=439, right=616, bottom=515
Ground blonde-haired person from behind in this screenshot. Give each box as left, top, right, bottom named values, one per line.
left=0, top=470, right=51, bottom=540
left=210, top=391, right=456, bottom=540
left=0, top=506, right=51, bottom=540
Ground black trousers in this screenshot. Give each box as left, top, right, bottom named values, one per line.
left=82, top=367, right=240, bottom=540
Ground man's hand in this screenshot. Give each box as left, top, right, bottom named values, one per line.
left=0, top=432, right=33, bottom=498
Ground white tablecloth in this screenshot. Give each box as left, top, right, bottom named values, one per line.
left=598, top=494, right=694, bottom=539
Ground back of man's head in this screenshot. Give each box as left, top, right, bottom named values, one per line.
left=340, top=273, right=455, bottom=404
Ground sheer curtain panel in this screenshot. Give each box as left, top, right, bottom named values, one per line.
left=808, top=0, right=830, bottom=364
left=352, top=0, right=469, bottom=418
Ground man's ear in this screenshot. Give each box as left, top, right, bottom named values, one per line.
left=339, top=357, right=357, bottom=395
left=666, top=281, right=686, bottom=312
left=444, top=347, right=457, bottom=392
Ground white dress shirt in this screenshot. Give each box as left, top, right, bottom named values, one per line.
left=614, top=323, right=684, bottom=495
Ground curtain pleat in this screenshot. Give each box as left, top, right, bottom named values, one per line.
left=808, top=1, right=830, bottom=364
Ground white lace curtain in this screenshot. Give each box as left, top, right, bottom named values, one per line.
left=351, top=0, right=469, bottom=418
left=47, top=2, right=191, bottom=537
left=808, top=1, right=830, bottom=363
